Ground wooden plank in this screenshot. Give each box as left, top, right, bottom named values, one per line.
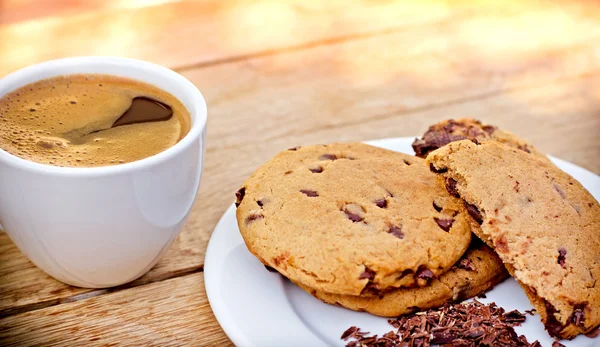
left=1, top=0, right=595, bottom=77
left=0, top=273, right=232, bottom=346
left=1, top=75, right=597, bottom=344
left=2, top=0, right=600, bottom=319
left=0, top=0, right=179, bottom=25
left=0, top=0, right=481, bottom=76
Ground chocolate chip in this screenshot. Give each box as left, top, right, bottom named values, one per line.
left=553, top=183, right=566, bottom=199
left=456, top=258, right=476, bottom=271
left=416, top=267, right=434, bottom=281
left=309, top=166, right=323, bottom=173
left=552, top=342, right=566, bottom=347
left=471, top=138, right=480, bottom=145
left=446, top=177, right=459, bottom=197
left=465, top=202, right=484, bottom=224
left=284, top=170, right=292, bottom=175
left=388, top=225, right=404, bottom=239
left=359, top=267, right=375, bottom=280
left=403, top=159, right=411, bottom=165
left=257, top=200, right=264, bottom=207
left=235, top=187, right=246, bottom=207
left=433, top=201, right=443, bottom=212
left=319, top=154, right=337, bottom=160
left=483, top=125, right=497, bottom=134
left=374, top=199, right=387, bottom=208
left=434, top=217, right=454, bottom=232
left=429, top=163, right=448, bottom=174
left=245, top=212, right=264, bottom=224
left=558, top=248, right=567, bottom=268
left=300, top=189, right=318, bottom=197
left=288, top=146, right=300, bottom=151
left=343, top=204, right=365, bottom=223
left=518, top=145, right=532, bottom=154
left=544, top=301, right=564, bottom=337
left=571, top=303, right=585, bottom=327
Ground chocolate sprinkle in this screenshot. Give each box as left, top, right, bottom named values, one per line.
left=343, top=300, right=538, bottom=347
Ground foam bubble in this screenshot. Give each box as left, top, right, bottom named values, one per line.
left=0, top=74, right=190, bottom=167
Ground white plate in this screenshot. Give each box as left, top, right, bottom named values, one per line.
left=205, top=137, right=600, bottom=347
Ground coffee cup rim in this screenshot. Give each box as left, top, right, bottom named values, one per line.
left=0, top=56, right=207, bottom=177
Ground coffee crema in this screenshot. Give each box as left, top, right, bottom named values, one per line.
left=0, top=74, right=191, bottom=167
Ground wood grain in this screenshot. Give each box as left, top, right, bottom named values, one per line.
left=0, top=0, right=480, bottom=77
left=1, top=0, right=596, bottom=77
left=1, top=0, right=600, bottom=318
left=0, top=273, right=232, bottom=346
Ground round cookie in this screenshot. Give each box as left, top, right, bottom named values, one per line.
left=299, top=240, right=508, bottom=317
left=412, top=118, right=548, bottom=162
left=427, top=140, right=600, bottom=339
left=236, top=143, right=472, bottom=296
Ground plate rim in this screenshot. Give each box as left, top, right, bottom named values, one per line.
left=204, top=136, right=599, bottom=346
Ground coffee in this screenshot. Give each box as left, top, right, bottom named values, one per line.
left=0, top=74, right=191, bottom=167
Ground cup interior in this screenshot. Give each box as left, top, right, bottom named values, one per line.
left=0, top=57, right=207, bottom=175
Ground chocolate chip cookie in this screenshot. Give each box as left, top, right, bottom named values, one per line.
left=427, top=140, right=600, bottom=339
left=236, top=143, right=472, bottom=296
left=412, top=118, right=547, bottom=161
left=299, top=240, right=508, bottom=317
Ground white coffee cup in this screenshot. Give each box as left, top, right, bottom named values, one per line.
left=0, top=57, right=207, bottom=288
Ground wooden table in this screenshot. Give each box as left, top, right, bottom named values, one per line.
left=0, top=0, right=598, bottom=345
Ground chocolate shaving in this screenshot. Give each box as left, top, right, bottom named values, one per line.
left=342, top=300, right=538, bottom=347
